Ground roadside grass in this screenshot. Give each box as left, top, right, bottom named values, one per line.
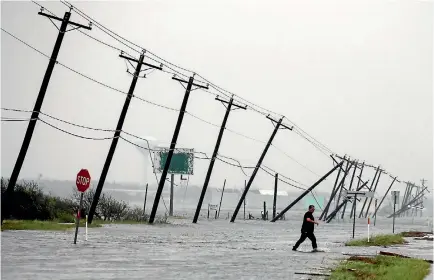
left=2, top=215, right=170, bottom=231
left=345, top=234, right=406, bottom=247
left=1, top=219, right=101, bottom=231
left=329, top=255, right=430, bottom=280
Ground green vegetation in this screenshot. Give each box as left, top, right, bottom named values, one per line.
left=345, top=234, right=406, bottom=247
left=330, top=255, right=430, bottom=280
left=1, top=219, right=101, bottom=231
left=1, top=178, right=168, bottom=231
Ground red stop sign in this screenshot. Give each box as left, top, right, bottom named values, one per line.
left=76, top=169, right=91, bottom=192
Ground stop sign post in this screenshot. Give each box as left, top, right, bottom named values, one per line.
left=74, top=169, right=91, bottom=244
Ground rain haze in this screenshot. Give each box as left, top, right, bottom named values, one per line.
left=1, top=0, right=433, bottom=198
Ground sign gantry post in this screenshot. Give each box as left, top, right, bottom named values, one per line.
left=343, top=190, right=374, bottom=239
left=391, top=190, right=400, bottom=233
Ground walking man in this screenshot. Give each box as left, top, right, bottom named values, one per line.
left=292, top=205, right=319, bottom=251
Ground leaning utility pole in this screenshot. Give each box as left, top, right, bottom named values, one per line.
left=332, top=160, right=355, bottom=219
left=372, top=176, right=397, bottom=218
left=193, top=96, right=246, bottom=223
left=325, top=179, right=370, bottom=223
left=350, top=161, right=365, bottom=218
left=149, top=75, right=208, bottom=224
left=1, top=9, right=92, bottom=223
left=359, top=166, right=380, bottom=218
left=88, top=52, right=162, bottom=224
left=319, top=155, right=345, bottom=220
left=364, top=168, right=382, bottom=218
left=217, top=179, right=226, bottom=219
left=341, top=160, right=358, bottom=219
left=230, top=116, right=293, bottom=223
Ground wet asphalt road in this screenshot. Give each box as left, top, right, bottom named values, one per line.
left=1, top=215, right=432, bottom=280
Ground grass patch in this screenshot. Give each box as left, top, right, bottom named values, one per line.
left=330, top=255, right=430, bottom=280
left=1, top=219, right=101, bottom=231
left=345, top=234, right=406, bottom=247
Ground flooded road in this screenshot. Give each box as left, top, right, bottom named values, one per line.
left=2, top=216, right=432, bottom=280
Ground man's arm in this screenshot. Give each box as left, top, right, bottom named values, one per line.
left=306, top=217, right=319, bottom=225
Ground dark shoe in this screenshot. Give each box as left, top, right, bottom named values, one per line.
left=292, top=247, right=297, bottom=251
left=312, top=248, right=318, bottom=252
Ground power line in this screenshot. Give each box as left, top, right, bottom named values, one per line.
left=29, top=1, right=336, bottom=160
left=2, top=109, right=309, bottom=191
left=2, top=14, right=393, bottom=188
left=54, top=0, right=336, bottom=155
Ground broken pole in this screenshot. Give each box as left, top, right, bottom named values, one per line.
left=358, top=166, right=379, bottom=218
left=372, top=176, right=397, bottom=218
left=319, top=155, right=345, bottom=220
left=364, top=169, right=382, bottom=218
left=231, top=116, right=293, bottom=223
left=271, top=160, right=344, bottom=222
left=331, top=160, right=355, bottom=220
left=321, top=159, right=353, bottom=221
left=341, top=160, right=358, bottom=219
left=350, top=161, right=365, bottom=218
left=326, top=180, right=370, bottom=223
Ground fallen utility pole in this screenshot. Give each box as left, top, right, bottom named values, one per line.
left=325, top=180, right=370, bottom=223
left=88, top=52, right=162, bottom=224
left=2, top=10, right=92, bottom=224
left=231, top=115, right=293, bottom=222
left=364, top=169, right=382, bottom=218
left=341, top=160, right=358, bottom=219
left=193, top=96, right=246, bottom=223
left=330, top=160, right=355, bottom=220
left=388, top=187, right=427, bottom=218
left=372, top=176, right=397, bottom=218
left=400, top=183, right=410, bottom=217
left=358, top=166, right=380, bottom=218
left=334, top=160, right=356, bottom=214
left=149, top=75, right=208, bottom=224
left=320, top=159, right=353, bottom=221
left=271, top=160, right=344, bottom=222
left=350, top=161, right=365, bottom=218
left=319, top=155, right=345, bottom=220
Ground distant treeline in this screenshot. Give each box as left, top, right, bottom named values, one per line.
left=1, top=178, right=166, bottom=223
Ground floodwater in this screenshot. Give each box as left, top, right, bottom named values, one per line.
left=1, top=215, right=433, bottom=280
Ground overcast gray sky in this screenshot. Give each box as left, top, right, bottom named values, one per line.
left=1, top=0, right=432, bottom=196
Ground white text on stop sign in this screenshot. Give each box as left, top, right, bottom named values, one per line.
left=77, top=176, right=90, bottom=186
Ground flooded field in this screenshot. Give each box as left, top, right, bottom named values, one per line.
left=1, top=215, right=432, bottom=280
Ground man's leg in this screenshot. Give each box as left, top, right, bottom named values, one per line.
left=307, top=232, right=317, bottom=249
left=293, top=232, right=308, bottom=250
